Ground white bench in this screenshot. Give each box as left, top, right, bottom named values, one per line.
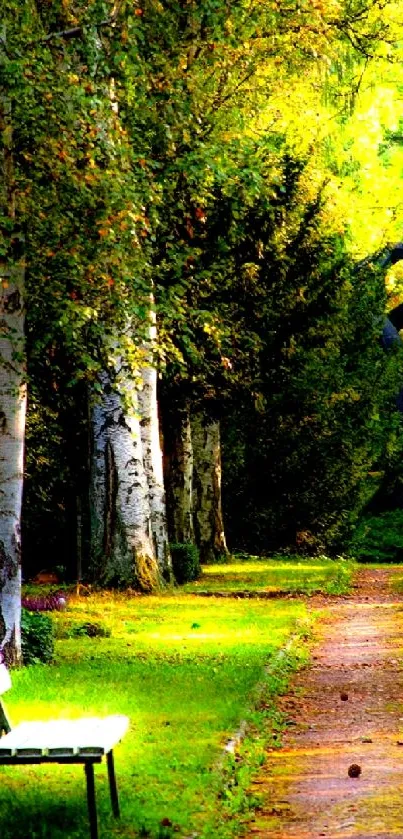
left=0, top=662, right=129, bottom=839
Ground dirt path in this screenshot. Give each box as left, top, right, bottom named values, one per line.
left=247, top=567, right=403, bottom=839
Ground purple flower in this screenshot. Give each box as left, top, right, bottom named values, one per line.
left=22, top=591, right=68, bottom=612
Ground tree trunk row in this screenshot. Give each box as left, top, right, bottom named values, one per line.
left=163, top=402, right=229, bottom=564
left=91, top=382, right=228, bottom=590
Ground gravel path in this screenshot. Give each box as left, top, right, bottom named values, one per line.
left=246, top=567, right=403, bottom=839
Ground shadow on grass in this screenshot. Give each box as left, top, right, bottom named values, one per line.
left=0, top=794, right=86, bottom=839
left=0, top=770, right=131, bottom=839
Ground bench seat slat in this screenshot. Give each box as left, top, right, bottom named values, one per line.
left=76, top=716, right=129, bottom=756
left=0, top=723, right=46, bottom=756
left=0, top=715, right=129, bottom=760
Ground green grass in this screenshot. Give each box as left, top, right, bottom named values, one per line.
left=183, top=554, right=355, bottom=596
left=0, top=589, right=310, bottom=839
left=0, top=555, right=353, bottom=838
left=386, top=570, right=403, bottom=594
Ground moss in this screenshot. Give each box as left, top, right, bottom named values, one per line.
left=134, top=552, right=162, bottom=592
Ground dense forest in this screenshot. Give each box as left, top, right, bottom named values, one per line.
left=2, top=0, right=403, bottom=662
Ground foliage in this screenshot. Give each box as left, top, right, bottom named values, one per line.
left=3, top=0, right=403, bottom=577
left=2, top=588, right=310, bottom=839
left=218, top=162, right=403, bottom=554
left=350, top=510, right=403, bottom=562
left=20, top=609, right=55, bottom=665
left=1, top=0, right=155, bottom=580
left=170, top=542, right=201, bottom=584
left=68, top=620, right=111, bottom=638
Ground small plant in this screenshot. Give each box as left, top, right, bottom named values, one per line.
left=324, top=562, right=353, bottom=595
left=170, top=543, right=200, bottom=584
left=54, top=620, right=111, bottom=639
left=21, top=608, right=55, bottom=665
left=71, top=621, right=111, bottom=638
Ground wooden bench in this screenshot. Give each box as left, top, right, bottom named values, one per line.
left=0, top=662, right=129, bottom=839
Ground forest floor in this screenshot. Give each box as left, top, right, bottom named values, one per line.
left=245, top=566, right=403, bottom=839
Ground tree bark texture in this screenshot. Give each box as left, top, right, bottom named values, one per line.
left=90, top=367, right=161, bottom=590
left=90, top=344, right=172, bottom=590
left=191, top=413, right=229, bottom=564
left=137, top=308, right=171, bottom=579
left=0, top=85, right=25, bottom=665
left=163, top=401, right=195, bottom=545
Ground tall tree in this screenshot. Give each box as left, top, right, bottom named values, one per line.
left=90, top=348, right=163, bottom=590
left=4, top=1, right=171, bottom=590
left=0, top=28, right=25, bottom=664
left=191, top=411, right=228, bottom=563
left=162, top=397, right=195, bottom=546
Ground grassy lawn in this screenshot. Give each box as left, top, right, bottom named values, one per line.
left=0, top=557, right=354, bottom=838
left=184, top=554, right=355, bottom=596
left=385, top=568, right=403, bottom=594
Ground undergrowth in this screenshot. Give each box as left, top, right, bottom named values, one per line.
left=350, top=510, right=403, bottom=563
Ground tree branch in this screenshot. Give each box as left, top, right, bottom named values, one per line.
left=28, top=1, right=125, bottom=49
left=40, top=25, right=86, bottom=43
left=354, top=242, right=403, bottom=273
left=0, top=35, right=12, bottom=59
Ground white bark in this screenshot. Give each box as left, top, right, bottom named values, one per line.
left=137, top=312, right=171, bottom=576
left=88, top=59, right=171, bottom=587
left=191, top=412, right=228, bottom=564
left=0, top=269, right=25, bottom=665
left=0, top=64, right=25, bottom=665
left=90, top=360, right=161, bottom=591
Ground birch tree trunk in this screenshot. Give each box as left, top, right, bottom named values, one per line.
left=191, top=412, right=229, bottom=564
left=0, top=82, right=25, bottom=665
left=162, top=401, right=195, bottom=545
left=137, top=311, right=171, bottom=579
left=90, top=362, right=161, bottom=591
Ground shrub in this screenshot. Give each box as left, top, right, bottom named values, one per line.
left=54, top=620, right=111, bottom=639
left=21, top=609, right=55, bottom=665
left=349, top=510, right=403, bottom=562
left=71, top=621, right=111, bottom=638
left=170, top=543, right=201, bottom=584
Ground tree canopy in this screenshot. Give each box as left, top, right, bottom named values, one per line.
left=1, top=0, right=403, bottom=591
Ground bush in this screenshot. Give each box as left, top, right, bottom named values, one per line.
left=70, top=621, right=111, bottom=638
left=170, top=543, right=201, bottom=584
left=21, top=609, right=55, bottom=665
left=349, top=510, right=403, bottom=562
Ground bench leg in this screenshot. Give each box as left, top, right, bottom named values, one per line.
left=84, top=762, right=99, bottom=839
left=107, top=750, right=120, bottom=818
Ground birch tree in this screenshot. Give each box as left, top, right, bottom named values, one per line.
left=90, top=359, right=160, bottom=591
left=87, top=63, right=170, bottom=587
left=0, top=41, right=25, bottom=665
left=137, top=305, right=170, bottom=574
left=2, top=2, right=171, bottom=591
left=90, top=314, right=171, bottom=590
